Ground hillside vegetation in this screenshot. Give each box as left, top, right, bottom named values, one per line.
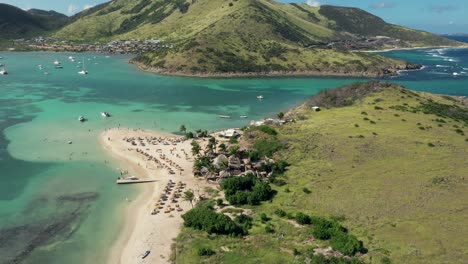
left=0, top=4, right=68, bottom=39
left=53, top=0, right=461, bottom=76
left=172, top=82, right=468, bottom=263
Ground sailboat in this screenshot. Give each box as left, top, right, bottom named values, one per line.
left=78, top=58, right=88, bottom=75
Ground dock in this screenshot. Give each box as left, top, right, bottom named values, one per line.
left=116, top=178, right=157, bottom=184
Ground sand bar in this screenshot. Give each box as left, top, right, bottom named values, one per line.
left=101, top=128, right=212, bottom=264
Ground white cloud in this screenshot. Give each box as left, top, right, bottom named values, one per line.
left=84, top=4, right=95, bottom=10
left=68, top=4, right=79, bottom=15
left=307, top=0, right=321, bottom=7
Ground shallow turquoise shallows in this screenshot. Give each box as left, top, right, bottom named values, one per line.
left=0, top=49, right=466, bottom=264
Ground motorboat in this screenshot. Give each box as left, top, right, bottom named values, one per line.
left=78, top=115, right=85, bottom=122
left=55, top=65, right=63, bottom=69
left=0, top=68, right=8, bottom=75
left=240, top=115, right=248, bottom=119
left=44, top=72, right=49, bottom=75
left=0, top=63, right=4, bottom=67
left=54, top=60, right=61, bottom=65
left=453, top=72, right=459, bottom=76
left=68, top=56, right=75, bottom=60
left=257, top=95, right=264, bottom=99
left=219, top=115, right=231, bottom=119
left=101, top=112, right=111, bottom=117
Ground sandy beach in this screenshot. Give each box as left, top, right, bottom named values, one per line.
left=100, top=128, right=212, bottom=264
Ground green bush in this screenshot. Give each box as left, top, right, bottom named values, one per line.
left=221, top=174, right=274, bottom=206
left=274, top=209, right=287, bottom=217
left=296, top=212, right=312, bottom=225
left=216, top=198, right=224, bottom=207
left=182, top=207, right=245, bottom=236
left=330, top=232, right=363, bottom=256
left=235, top=214, right=253, bottom=230
left=260, top=213, right=270, bottom=222
left=197, top=247, right=215, bottom=256
left=252, top=125, right=278, bottom=136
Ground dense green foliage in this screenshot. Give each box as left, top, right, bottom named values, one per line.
left=221, top=174, right=274, bottom=206
left=182, top=206, right=245, bottom=236
left=289, top=212, right=364, bottom=255
left=0, top=3, right=69, bottom=38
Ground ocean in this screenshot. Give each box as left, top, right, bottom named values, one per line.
left=0, top=48, right=467, bottom=264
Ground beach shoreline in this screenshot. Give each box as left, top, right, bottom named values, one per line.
left=100, top=128, right=211, bottom=264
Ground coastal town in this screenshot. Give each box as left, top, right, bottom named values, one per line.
left=10, top=37, right=174, bottom=54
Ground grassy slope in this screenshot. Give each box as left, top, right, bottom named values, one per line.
left=53, top=0, right=460, bottom=76
left=172, top=83, right=468, bottom=264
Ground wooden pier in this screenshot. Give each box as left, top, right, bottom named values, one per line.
left=116, top=178, right=157, bottom=184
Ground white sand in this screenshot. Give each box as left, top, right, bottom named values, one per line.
left=101, top=128, right=212, bottom=264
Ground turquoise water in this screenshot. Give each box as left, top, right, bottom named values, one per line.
left=0, top=50, right=466, bottom=264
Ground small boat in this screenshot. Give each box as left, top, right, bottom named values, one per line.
left=68, top=141, right=73, bottom=144
left=68, top=56, right=75, bottom=60
left=453, top=72, right=459, bottom=76
left=101, top=112, right=111, bottom=117
left=78, top=115, right=85, bottom=122
left=44, top=72, right=49, bottom=75
left=240, top=115, right=248, bottom=119
left=257, top=95, right=264, bottom=100
left=54, top=60, right=61, bottom=65
left=55, top=65, right=63, bottom=69
left=142, top=250, right=151, bottom=259
left=0, top=63, right=4, bottom=67
left=78, top=58, right=88, bottom=75
left=0, top=56, right=3, bottom=59
left=38, top=64, right=43, bottom=69
left=219, top=115, right=231, bottom=119
left=0, top=68, right=8, bottom=75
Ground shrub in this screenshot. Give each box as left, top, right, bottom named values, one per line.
left=330, top=232, right=363, bottom=256
left=296, top=212, right=312, bottom=225
left=428, top=143, right=435, bottom=147
left=182, top=207, right=245, bottom=236
left=274, top=209, right=287, bottom=217
left=265, top=225, right=275, bottom=233
left=374, top=106, right=384, bottom=110
left=260, top=213, right=270, bottom=222
left=235, top=214, right=253, bottom=230
left=197, top=247, right=215, bottom=256
left=216, top=198, right=224, bottom=207
left=221, top=174, right=274, bottom=206
left=303, top=187, right=311, bottom=194
left=253, top=138, right=283, bottom=157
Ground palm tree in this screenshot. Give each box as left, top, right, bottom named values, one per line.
left=182, top=189, right=195, bottom=208
left=277, top=112, right=284, bottom=120
left=218, top=143, right=227, bottom=153
left=180, top=124, right=187, bottom=134
left=191, top=140, right=201, bottom=156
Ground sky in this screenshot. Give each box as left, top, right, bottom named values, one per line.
left=0, top=0, right=467, bottom=34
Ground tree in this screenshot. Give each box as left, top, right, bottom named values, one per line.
left=229, top=145, right=240, bottom=156
left=180, top=124, right=187, bottom=134
left=277, top=112, right=284, bottom=120
left=218, top=143, right=227, bottom=153
left=182, top=189, right=195, bottom=208
left=191, top=141, right=201, bottom=156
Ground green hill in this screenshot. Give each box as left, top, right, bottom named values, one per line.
left=172, top=82, right=468, bottom=263
left=53, top=0, right=463, bottom=76
left=0, top=4, right=68, bottom=39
